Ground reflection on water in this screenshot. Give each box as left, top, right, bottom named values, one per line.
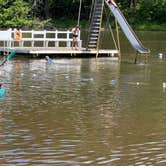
left=0, top=32, right=166, bottom=165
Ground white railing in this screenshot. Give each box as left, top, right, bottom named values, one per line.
left=0, top=28, right=82, bottom=48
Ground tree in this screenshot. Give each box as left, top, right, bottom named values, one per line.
left=32, top=0, right=49, bottom=19
left=130, top=0, right=138, bottom=7
left=137, top=0, right=166, bottom=23
left=0, top=0, right=165, bottom=29
left=0, top=0, right=33, bottom=28
left=49, top=0, right=82, bottom=20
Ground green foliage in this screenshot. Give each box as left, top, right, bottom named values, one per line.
left=0, top=0, right=165, bottom=30
left=137, top=0, right=166, bottom=23
left=49, top=0, right=81, bottom=20
left=117, top=0, right=166, bottom=25
left=136, top=23, right=166, bottom=31
left=0, top=0, right=33, bottom=28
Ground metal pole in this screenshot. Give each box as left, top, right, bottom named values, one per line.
left=89, top=0, right=95, bottom=23
left=77, top=0, right=82, bottom=26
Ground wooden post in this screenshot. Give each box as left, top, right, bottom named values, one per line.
left=134, top=52, right=138, bottom=64
left=145, top=54, right=148, bottom=64
left=115, top=19, right=121, bottom=61
left=96, top=0, right=104, bottom=58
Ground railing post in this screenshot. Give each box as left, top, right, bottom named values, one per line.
left=8, top=28, right=12, bottom=48
left=67, top=30, right=70, bottom=47
left=55, top=30, right=58, bottom=47
left=32, top=30, right=34, bottom=47
left=78, top=30, right=81, bottom=48
left=44, top=30, right=46, bottom=47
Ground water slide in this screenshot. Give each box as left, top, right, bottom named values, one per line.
left=105, top=1, right=150, bottom=54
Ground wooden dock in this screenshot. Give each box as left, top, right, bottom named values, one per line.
left=0, top=29, right=120, bottom=59
left=0, top=47, right=119, bottom=58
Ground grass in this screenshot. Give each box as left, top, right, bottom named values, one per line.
left=134, top=23, right=166, bottom=31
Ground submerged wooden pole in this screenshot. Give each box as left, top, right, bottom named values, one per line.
left=134, top=52, right=138, bottom=64
left=115, top=19, right=121, bottom=61
left=96, top=0, right=104, bottom=58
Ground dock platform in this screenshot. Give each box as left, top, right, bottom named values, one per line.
left=0, top=29, right=120, bottom=59
left=0, top=47, right=119, bottom=58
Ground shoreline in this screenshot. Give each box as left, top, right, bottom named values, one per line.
left=51, top=19, right=166, bottom=32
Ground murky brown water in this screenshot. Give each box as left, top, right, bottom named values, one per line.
left=0, top=32, right=166, bottom=165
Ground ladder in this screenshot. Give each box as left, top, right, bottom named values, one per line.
left=87, top=0, right=104, bottom=50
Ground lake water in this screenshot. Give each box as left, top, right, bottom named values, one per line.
left=0, top=31, right=166, bottom=165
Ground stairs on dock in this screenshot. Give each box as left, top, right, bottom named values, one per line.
left=87, top=0, right=104, bottom=50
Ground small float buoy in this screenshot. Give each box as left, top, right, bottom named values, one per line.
left=0, top=88, right=6, bottom=97
left=136, top=82, right=140, bottom=85
left=33, top=74, right=36, bottom=77
left=158, top=53, right=163, bottom=59
left=0, top=84, right=6, bottom=97
left=111, top=80, right=116, bottom=85
left=163, top=82, right=166, bottom=88
left=65, top=76, right=69, bottom=79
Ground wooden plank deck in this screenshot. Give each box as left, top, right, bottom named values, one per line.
left=0, top=47, right=119, bottom=57
left=0, top=29, right=120, bottom=59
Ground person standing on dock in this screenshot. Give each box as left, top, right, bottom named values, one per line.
left=71, top=26, right=80, bottom=50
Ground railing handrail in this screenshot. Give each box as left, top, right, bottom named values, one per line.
left=0, top=28, right=81, bottom=40
left=0, top=29, right=82, bottom=48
